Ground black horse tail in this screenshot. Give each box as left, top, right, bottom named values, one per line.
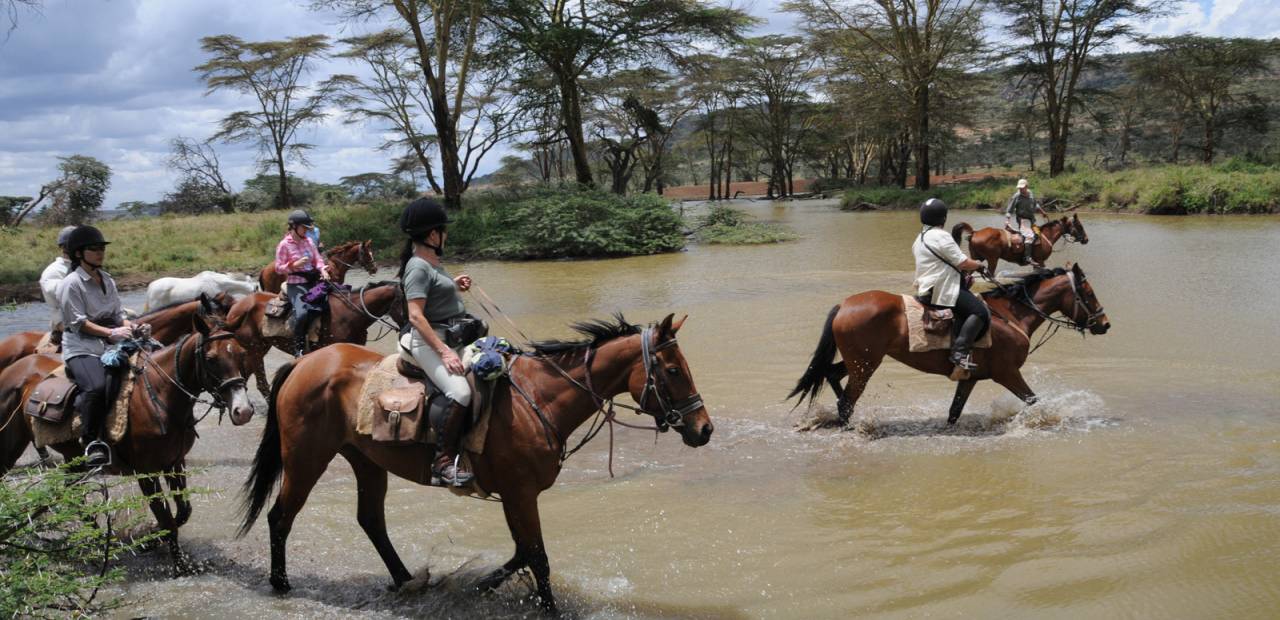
left=788, top=305, right=841, bottom=408
left=952, top=222, right=974, bottom=245
left=237, top=360, right=295, bottom=538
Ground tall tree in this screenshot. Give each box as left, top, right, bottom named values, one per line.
left=167, top=137, right=235, bottom=213
left=484, top=0, right=751, bottom=186
left=739, top=36, right=816, bottom=199
left=8, top=155, right=110, bottom=226
left=992, top=0, right=1162, bottom=175
left=687, top=53, right=747, bottom=199
left=788, top=0, right=986, bottom=190
left=319, top=1, right=512, bottom=209
left=195, top=35, right=339, bottom=210
left=1133, top=35, right=1275, bottom=164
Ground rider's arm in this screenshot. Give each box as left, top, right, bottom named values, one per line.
left=273, top=239, right=293, bottom=275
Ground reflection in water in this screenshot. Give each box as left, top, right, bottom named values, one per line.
left=4, top=201, right=1280, bottom=618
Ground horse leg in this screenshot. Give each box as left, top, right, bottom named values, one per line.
left=992, top=369, right=1038, bottom=405
left=341, top=447, right=413, bottom=588
left=496, top=491, right=556, bottom=614
left=252, top=347, right=270, bottom=397
left=948, top=379, right=978, bottom=424
left=166, top=461, right=192, bottom=527
left=837, top=356, right=882, bottom=425
left=265, top=453, right=329, bottom=593
left=138, top=474, right=193, bottom=575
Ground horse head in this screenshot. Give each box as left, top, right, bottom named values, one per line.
left=1067, top=214, right=1088, bottom=244
left=191, top=310, right=256, bottom=425
left=1064, top=263, right=1109, bottom=335
left=360, top=239, right=377, bottom=276
left=626, top=314, right=713, bottom=447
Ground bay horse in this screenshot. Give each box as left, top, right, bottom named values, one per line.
left=0, top=312, right=255, bottom=571
left=224, top=280, right=406, bottom=395
left=789, top=263, right=1110, bottom=426
left=952, top=214, right=1088, bottom=274
left=258, top=240, right=376, bottom=294
left=236, top=314, right=711, bottom=614
left=0, top=294, right=234, bottom=469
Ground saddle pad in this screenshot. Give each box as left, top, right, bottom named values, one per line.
left=30, top=358, right=136, bottom=449
left=260, top=312, right=323, bottom=343
left=902, top=295, right=993, bottom=353
left=356, top=355, right=493, bottom=454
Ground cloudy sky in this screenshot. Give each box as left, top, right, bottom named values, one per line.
left=0, top=0, right=1275, bottom=210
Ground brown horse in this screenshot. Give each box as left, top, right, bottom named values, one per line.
left=236, top=314, right=711, bottom=614
left=225, top=280, right=406, bottom=395
left=258, top=240, right=376, bottom=293
left=0, top=331, right=42, bottom=371
left=0, top=312, right=255, bottom=570
left=789, top=263, right=1110, bottom=426
left=953, top=214, right=1088, bottom=274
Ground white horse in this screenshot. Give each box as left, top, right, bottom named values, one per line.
left=145, top=270, right=257, bottom=310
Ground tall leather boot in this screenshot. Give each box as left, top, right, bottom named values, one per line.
left=432, top=402, right=473, bottom=487
left=78, top=395, right=110, bottom=467
left=290, top=313, right=311, bottom=358
left=1024, top=234, right=1036, bottom=266
left=948, top=315, right=983, bottom=380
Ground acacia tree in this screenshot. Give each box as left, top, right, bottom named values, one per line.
left=1133, top=35, right=1275, bottom=164
left=8, top=155, right=111, bottom=226
left=738, top=36, right=816, bottom=199
left=687, top=53, right=747, bottom=199
left=992, top=0, right=1162, bottom=175
left=788, top=0, right=986, bottom=190
left=195, top=35, right=339, bottom=210
left=484, top=0, right=751, bottom=187
left=167, top=137, right=235, bottom=213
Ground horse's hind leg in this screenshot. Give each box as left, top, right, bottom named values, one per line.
left=166, top=461, right=192, bottom=527
left=836, top=356, right=882, bottom=425
left=948, top=379, right=978, bottom=424
left=138, top=474, right=193, bottom=575
left=265, top=451, right=330, bottom=593
left=341, top=447, right=412, bottom=589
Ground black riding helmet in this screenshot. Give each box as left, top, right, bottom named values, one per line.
left=920, top=198, right=948, bottom=227
left=287, top=209, right=313, bottom=227
left=400, top=197, right=449, bottom=236
left=65, top=225, right=109, bottom=254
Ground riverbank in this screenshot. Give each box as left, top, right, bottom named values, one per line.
left=840, top=163, right=1280, bottom=214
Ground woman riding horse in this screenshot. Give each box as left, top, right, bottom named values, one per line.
left=915, top=198, right=990, bottom=378
left=396, top=197, right=479, bottom=487
left=56, top=225, right=136, bottom=467
left=274, top=210, right=330, bottom=357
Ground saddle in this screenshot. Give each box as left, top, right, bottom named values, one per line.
left=1002, top=226, right=1042, bottom=261
left=260, top=294, right=324, bottom=344
left=25, top=362, right=135, bottom=448
left=355, top=354, right=490, bottom=449
left=903, top=295, right=994, bottom=353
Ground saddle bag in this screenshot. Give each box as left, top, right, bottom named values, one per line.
left=922, top=308, right=954, bottom=336
left=435, top=314, right=489, bottom=349
left=372, top=384, right=426, bottom=445
left=265, top=295, right=290, bottom=319
left=25, top=376, right=78, bottom=424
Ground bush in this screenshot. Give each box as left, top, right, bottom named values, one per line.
left=694, top=205, right=796, bottom=245
left=1, top=461, right=180, bottom=617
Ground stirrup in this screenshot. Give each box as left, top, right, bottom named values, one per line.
left=84, top=440, right=112, bottom=467
left=434, top=455, right=473, bottom=487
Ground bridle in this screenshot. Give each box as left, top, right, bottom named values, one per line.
left=326, top=243, right=376, bottom=275
left=1006, top=270, right=1106, bottom=354
left=635, top=327, right=705, bottom=429
left=1065, top=270, right=1106, bottom=330
left=139, top=330, right=247, bottom=424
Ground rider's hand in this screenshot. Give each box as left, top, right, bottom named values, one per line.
left=291, top=257, right=309, bottom=270
left=454, top=274, right=472, bottom=292
left=107, top=327, right=131, bottom=343
left=440, top=347, right=465, bottom=375
left=320, top=269, right=331, bottom=282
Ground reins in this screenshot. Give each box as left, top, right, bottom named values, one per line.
left=138, top=331, right=245, bottom=427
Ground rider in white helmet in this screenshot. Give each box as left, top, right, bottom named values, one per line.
left=1004, top=179, right=1049, bottom=266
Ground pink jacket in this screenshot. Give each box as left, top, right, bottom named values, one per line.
left=274, top=233, right=326, bottom=285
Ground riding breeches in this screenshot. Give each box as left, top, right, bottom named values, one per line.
left=1016, top=218, right=1035, bottom=242
left=65, top=355, right=123, bottom=444
left=286, top=283, right=318, bottom=339
left=952, top=288, right=991, bottom=341
left=399, top=331, right=472, bottom=406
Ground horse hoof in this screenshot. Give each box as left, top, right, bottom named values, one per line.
left=948, top=413, right=960, bottom=425
left=270, top=574, right=291, bottom=593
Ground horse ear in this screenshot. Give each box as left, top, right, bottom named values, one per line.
left=192, top=309, right=211, bottom=337
left=198, top=292, right=212, bottom=314
left=671, top=314, right=687, bottom=334
left=1071, top=262, right=1084, bottom=278
left=658, top=313, right=675, bottom=337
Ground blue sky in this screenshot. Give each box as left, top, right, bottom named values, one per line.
left=0, top=0, right=1275, bottom=210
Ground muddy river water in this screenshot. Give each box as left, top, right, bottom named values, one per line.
left=4, top=199, right=1279, bottom=618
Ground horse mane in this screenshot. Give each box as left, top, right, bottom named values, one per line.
left=325, top=241, right=362, bottom=256
left=982, top=267, right=1067, bottom=299
left=528, top=313, right=641, bottom=356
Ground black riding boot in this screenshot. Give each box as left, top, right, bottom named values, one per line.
left=290, top=314, right=312, bottom=358
left=78, top=397, right=110, bottom=467
left=949, top=314, right=984, bottom=379
left=432, top=402, right=473, bottom=487
left=1023, top=236, right=1036, bottom=265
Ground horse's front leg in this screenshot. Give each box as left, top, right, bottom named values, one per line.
left=166, top=461, right=192, bottom=527
left=948, top=379, right=978, bottom=424
left=138, top=474, right=194, bottom=575
left=252, top=347, right=271, bottom=397
left=496, top=491, right=556, bottom=614
left=992, top=369, right=1037, bottom=405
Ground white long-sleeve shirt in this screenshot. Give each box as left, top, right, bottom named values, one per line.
left=39, top=256, right=71, bottom=330
left=912, top=226, right=968, bottom=307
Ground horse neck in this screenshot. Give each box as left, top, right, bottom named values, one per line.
left=1040, top=219, right=1065, bottom=243
left=140, top=335, right=200, bottom=425
left=1004, top=276, right=1070, bottom=336
left=143, top=302, right=196, bottom=344
left=534, top=336, right=641, bottom=443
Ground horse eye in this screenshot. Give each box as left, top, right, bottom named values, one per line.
left=665, top=367, right=680, bottom=376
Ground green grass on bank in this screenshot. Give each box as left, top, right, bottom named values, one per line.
left=0, top=187, right=687, bottom=291
left=840, top=162, right=1280, bottom=215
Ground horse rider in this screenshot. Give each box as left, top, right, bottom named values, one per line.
left=396, top=197, right=476, bottom=487
left=273, top=210, right=330, bottom=357
left=1004, top=178, right=1049, bottom=267
left=39, top=226, right=77, bottom=350
left=914, top=198, right=990, bottom=377
left=56, top=225, right=134, bottom=467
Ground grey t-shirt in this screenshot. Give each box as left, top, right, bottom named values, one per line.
left=401, top=256, right=466, bottom=324
left=57, top=266, right=126, bottom=360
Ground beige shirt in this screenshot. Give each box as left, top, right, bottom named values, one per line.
left=912, top=226, right=968, bottom=307
left=57, top=266, right=126, bottom=360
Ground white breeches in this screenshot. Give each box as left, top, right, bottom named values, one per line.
left=399, top=331, right=472, bottom=406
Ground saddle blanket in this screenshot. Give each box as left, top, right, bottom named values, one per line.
left=902, top=295, right=994, bottom=353
left=30, top=359, right=135, bottom=449
left=355, top=355, right=493, bottom=455
left=260, top=312, right=323, bottom=343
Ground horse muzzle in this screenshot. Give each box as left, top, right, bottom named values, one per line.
left=1091, top=320, right=1110, bottom=335
left=227, top=385, right=255, bottom=425
left=679, top=414, right=714, bottom=447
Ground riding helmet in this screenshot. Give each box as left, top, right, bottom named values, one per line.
left=287, top=209, right=314, bottom=227
left=399, top=197, right=449, bottom=237
left=65, top=225, right=109, bottom=253
left=920, top=198, right=948, bottom=227
left=56, top=225, right=77, bottom=248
